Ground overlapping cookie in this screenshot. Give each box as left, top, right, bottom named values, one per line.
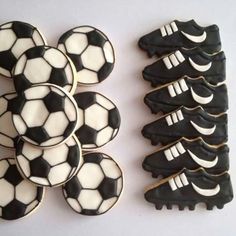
left=138, top=20, right=221, bottom=57
left=144, top=76, right=228, bottom=114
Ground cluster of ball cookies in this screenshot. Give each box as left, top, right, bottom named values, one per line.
left=138, top=20, right=233, bottom=210
left=0, top=21, right=123, bottom=220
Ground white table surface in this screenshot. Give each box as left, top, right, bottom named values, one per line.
left=0, top=0, right=235, bottom=235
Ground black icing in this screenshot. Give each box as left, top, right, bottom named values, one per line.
left=30, top=157, right=50, bottom=178
left=144, top=77, right=228, bottom=115
left=5, top=165, right=23, bottom=186
left=13, top=74, right=32, bottom=92
left=145, top=169, right=233, bottom=210
left=138, top=20, right=221, bottom=57
left=0, top=51, right=17, bottom=71
left=63, top=121, right=77, bottom=138
left=143, top=48, right=226, bottom=87
left=7, top=94, right=26, bottom=114
left=25, top=46, right=45, bottom=59
left=67, top=145, right=80, bottom=167
left=64, top=176, right=82, bottom=198
left=108, top=107, right=121, bottom=129
left=25, top=127, right=50, bottom=144
left=49, top=68, right=69, bottom=88
left=142, top=107, right=228, bottom=146
left=67, top=53, right=83, bottom=72
left=83, top=152, right=104, bottom=164
left=87, top=30, right=106, bottom=47
left=143, top=138, right=229, bottom=178
left=97, top=62, right=114, bottom=82
left=73, top=92, right=96, bottom=110
left=98, top=177, right=118, bottom=200
left=75, top=125, right=97, bottom=145
left=43, top=91, right=65, bottom=113
left=12, top=21, right=34, bottom=38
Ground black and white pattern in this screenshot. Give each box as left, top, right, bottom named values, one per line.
left=11, top=84, right=79, bottom=148
left=144, top=76, right=228, bottom=115
left=144, top=168, right=233, bottom=210
left=58, top=26, right=115, bottom=85
left=142, top=106, right=228, bottom=146
left=15, top=135, right=82, bottom=187
left=138, top=19, right=221, bottom=57
left=0, top=92, right=19, bottom=149
left=0, top=21, right=46, bottom=77
left=63, top=152, right=123, bottom=215
left=13, top=46, right=77, bottom=94
left=0, top=158, right=45, bottom=220
left=143, top=137, right=229, bottom=177
left=74, top=92, right=120, bottom=149
left=142, top=48, right=226, bottom=87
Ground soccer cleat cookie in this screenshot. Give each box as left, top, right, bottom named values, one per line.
left=63, top=152, right=123, bottom=216
left=74, top=92, right=121, bottom=150
left=13, top=46, right=77, bottom=94
left=142, top=48, right=225, bottom=87
left=15, top=135, right=82, bottom=187
left=144, top=168, right=233, bottom=210
left=0, top=158, right=45, bottom=220
left=142, top=137, right=229, bottom=178
left=144, top=76, right=228, bottom=115
left=0, top=21, right=46, bottom=78
left=58, top=26, right=115, bottom=85
left=142, top=106, right=227, bottom=146
left=138, top=19, right=221, bottom=57
left=11, top=84, right=79, bottom=148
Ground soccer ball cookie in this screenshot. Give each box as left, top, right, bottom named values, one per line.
left=0, top=158, right=45, bottom=220
left=0, top=21, right=46, bottom=77
left=63, top=152, right=123, bottom=216
left=74, top=92, right=121, bottom=149
left=15, top=135, right=82, bottom=187
left=11, top=84, right=79, bottom=148
left=13, top=46, right=77, bottom=94
left=58, top=26, right=115, bottom=85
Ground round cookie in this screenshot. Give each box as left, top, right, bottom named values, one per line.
left=16, top=135, right=82, bottom=187
left=63, top=152, right=123, bottom=216
left=58, top=25, right=115, bottom=85
left=0, top=158, right=45, bottom=220
left=13, top=46, right=77, bottom=94
left=11, top=84, right=79, bottom=148
left=74, top=92, right=121, bottom=149
left=0, top=21, right=46, bottom=77
left=0, top=92, right=19, bottom=149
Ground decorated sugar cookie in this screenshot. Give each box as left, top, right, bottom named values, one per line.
left=58, top=26, right=115, bottom=85
left=13, top=46, right=77, bottom=94
left=74, top=92, right=120, bottom=149
left=0, top=21, right=46, bottom=77
left=11, top=84, right=79, bottom=148
left=0, top=158, right=45, bottom=220
left=16, top=135, right=82, bottom=187
left=63, top=152, right=123, bottom=215
left=0, top=92, right=18, bottom=149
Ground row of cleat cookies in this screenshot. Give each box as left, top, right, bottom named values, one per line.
left=138, top=19, right=233, bottom=210
left=0, top=21, right=123, bottom=220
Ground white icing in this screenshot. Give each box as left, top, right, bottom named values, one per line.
left=173, top=81, right=182, bottom=94
left=170, top=22, right=178, bottom=32
left=160, top=26, right=167, bottom=37
left=169, top=54, right=179, bottom=67
left=96, top=127, right=114, bottom=146
left=0, top=179, right=14, bottom=206
left=164, top=142, right=186, bottom=161
left=189, top=57, right=212, bottom=72
left=100, top=158, right=122, bottom=179
left=96, top=93, right=115, bottom=110
left=168, top=85, right=176, bottom=97
left=176, top=110, right=184, bottom=120
left=98, top=197, right=117, bottom=214
left=165, top=110, right=184, bottom=126
left=164, top=149, right=174, bottom=161
left=179, top=78, right=189, bottom=92
left=67, top=198, right=82, bottom=212
left=11, top=38, right=35, bottom=58
left=174, top=175, right=183, bottom=188
left=171, top=112, right=178, bottom=123
left=176, top=142, right=186, bottom=154
left=12, top=115, right=27, bottom=134
left=77, top=69, right=98, bottom=84
left=165, top=115, right=173, bottom=126
left=190, top=87, right=213, bottom=104
left=44, top=48, right=67, bottom=68
left=65, top=33, right=88, bottom=54
left=179, top=173, right=189, bottom=186
left=103, top=41, right=114, bottom=63
left=17, top=155, right=31, bottom=177
left=190, top=121, right=216, bottom=135
left=169, top=173, right=189, bottom=191
left=14, top=54, right=27, bottom=75
left=181, top=31, right=207, bottom=43
left=170, top=146, right=178, bottom=157
left=78, top=190, right=103, bottom=210
left=24, top=85, right=50, bottom=100
left=163, top=57, right=173, bottom=69
left=187, top=150, right=218, bottom=168
left=0, top=29, right=16, bottom=51
left=175, top=50, right=185, bottom=63
left=160, top=22, right=178, bottom=37
left=25, top=200, right=39, bottom=214
left=191, top=182, right=220, bottom=197
left=0, top=159, right=9, bottom=178
left=168, top=178, right=177, bottom=191
left=73, top=26, right=94, bottom=33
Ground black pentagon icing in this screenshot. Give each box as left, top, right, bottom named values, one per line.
left=58, top=30, right=73, bottom=44
left=63, top=121, right=76, bottom=137
left=75, top=125, right=97, bottom=145
left=67, top=53, right=83, bottom=71
left=13, top=74, right=32, bottom=93
left=87, top=30, right=106, bottom=47
left=7, top=94, right=26, bottom=114
left=2, top=199, right=26, bottom=220
left=98, top=177, right=117, bottom=200
left=4, top=165, right=23, bottom=186
left=83, top=152, right=104, bottom=164
left=12, top=21, right=34, bottom=38
left=25, top=46, right=45, bottom=59
left=73, top=92, right=96, bottom=109
left=43, top=91, right=65, bottom=112
left=67, top=145, right=80, bottom=167
left=81, top=209, right=98, bottom=216
left=13, top=136, right=20, bottom=149
left=108, top=107, right=121, bottom=129
left=15, top=139, right=24, bottom=156
left=36, top=187, right=44, bottom=201
left=64, top=177, right=82, bottom=198
left=30, top=157, right=50, bottom=178
left=25, top=127, right=49, bottom=144
left=0, top=51, right=17, bottom=71
left=97, top=62, right=114, bottom=81
left=49, top=68, right=68, bottom=87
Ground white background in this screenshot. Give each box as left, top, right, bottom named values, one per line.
left=0, top=0, right=236, bottom=235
